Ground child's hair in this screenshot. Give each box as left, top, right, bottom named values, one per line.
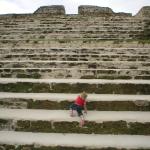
left=80, top=91, right=88, bottom=99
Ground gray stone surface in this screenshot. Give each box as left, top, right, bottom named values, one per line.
left=78, top=5, right=114, bottom=16
left=34, top=5, right=65, bottom=15
left=135, top=6, right=150, bottom=18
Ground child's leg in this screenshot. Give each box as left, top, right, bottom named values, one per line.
left=70, top=109, right=74, bottom=117
left=69, top=104, right=76, bottom=117
left=76, top=106, right=85, bottom=127
left=79, top=115, right=85, bottom=127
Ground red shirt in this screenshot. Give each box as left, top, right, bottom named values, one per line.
left=75, top=96, right=86, bottom=107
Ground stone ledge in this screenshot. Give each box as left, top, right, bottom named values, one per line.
left=1, top=131, right=150, bottom=149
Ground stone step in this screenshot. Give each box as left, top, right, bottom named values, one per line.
left=0, top=28, right=143, bottom=35
left=0, top=18, right=142, bottom=22
left=0, top=38, right=134, bottom=44
left=0, top=54, right=149, bottom=61
left=0, top=34, right=135, bottom=41
left=0, top=25, right=143, bottom=29
left=0, top=20, right=143, bottom=25
left=0, top=48, right=149, bottom=55
left=0, top=93, right=149, bottom=111
left=0, top=19, right=143, bottom=24
left=0, top=28, right=142, bottom=34
left=0, top=26, right=143, bottom=31
left=0, top=61, right=149, bottom=70
left=0, top=68, right=149, bottom=79
left=0, top=109, right=150, bottom=134
left=0, top=17, right=143, bottom=21
left=0, top=29, right=143, bottom=35
left=0, top=35, right=141, bottom=41
left=0, top=78, right=149, bottom=94
left=1, top=92, right=149, bottom=101
left=1, top=40, right=149, bottom=49
left=0, top=131, right=150, bottom=149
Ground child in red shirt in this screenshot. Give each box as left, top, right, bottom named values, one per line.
left=70, top=92, right=88, bottom=127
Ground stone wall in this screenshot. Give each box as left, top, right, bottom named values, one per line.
left=135, top=6, right=150, bottom=18
left=116, top=12, right=132, bottom=17
left=33, top=5, right=133, bottom=17
left=34, top=5, right=65, bottom=15
left=78, top=5, right=114, bottom=16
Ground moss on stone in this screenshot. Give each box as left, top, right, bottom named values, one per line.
left=97, top=76, right=132, bottom=79
left=1, top=73, right=12, bottom=77
left=0, top=100, right=12, bottom=106
left=81, top=75, right=96, bottom=79
left=14, top=120, right=150, bottom=135
left=16, top=120, right=30, bottom=131
left=0, top=144, right=15, bottom=150
left=16, top=73, right=41, bottom=79
left=30, top=121, right=52, bottom=132
left=53, top=121, right=84, bottom=133
left=0, top=98, right=28, bottom=109
left=0, top=82, right=150, bottom=94
left=135, top=76, right=150, bottom=79
left=27, top=100, right=61, bottom=109
left=101, top=121, right=127, bottom=134
left=16, top=145, right=34, bottom=150
left=0, top=144, right=150, bottom=150
left=26, top=100, right=150, bottom=111
left=87, top=101, right=150, bottom=111
left=128, top=122, right=150, bottom=135
left=16, top=120, right=52, bottom=132
left=0, top=119, right=9, bottom=125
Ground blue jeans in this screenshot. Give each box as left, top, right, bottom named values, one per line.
left=70, top=103, right=83, bottom=116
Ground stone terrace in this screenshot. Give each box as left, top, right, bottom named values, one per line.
left=0, top=5, right=150, bottom=150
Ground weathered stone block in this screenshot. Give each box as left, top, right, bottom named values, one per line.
left=78, top=5, right=114, bottom=16
left=34, top=5, right=65, bottom=15
left=135, top=6, right=150, bottom=18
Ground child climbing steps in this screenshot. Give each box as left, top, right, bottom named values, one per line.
left=70, top=92, right=88, bottom=127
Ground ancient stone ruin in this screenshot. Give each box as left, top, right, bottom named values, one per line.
left=34, top=5, right=65, bottom=15
left=0, top=5, right=150, bottom=150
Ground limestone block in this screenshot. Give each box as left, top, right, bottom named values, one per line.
left=135, top=6, right=150, bottom=18
left=78, top=5, right=114, bottom=16
left=34, top=5, right=65, bottom=15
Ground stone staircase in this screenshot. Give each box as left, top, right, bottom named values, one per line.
left=0, top=5, right=150, bottom=150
